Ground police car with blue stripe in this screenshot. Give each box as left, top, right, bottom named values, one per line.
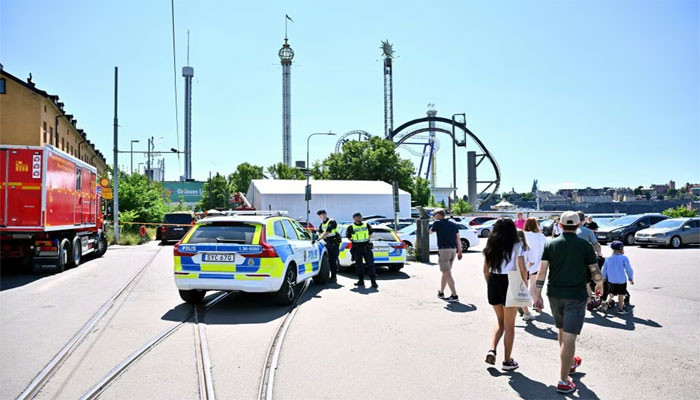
left=173, top=212, right=329, bottom=304
left=336, top=224, right=407, bottom=272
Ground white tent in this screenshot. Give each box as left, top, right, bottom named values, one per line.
left=491, top=199, right=516, bottom=210
left=246, top=179, right=411, bottom=222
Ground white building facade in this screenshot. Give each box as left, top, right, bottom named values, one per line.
left=246, top=179, right=411, bottom=222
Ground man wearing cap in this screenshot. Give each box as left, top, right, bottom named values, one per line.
left=317, top=209, right=340, bottom=283
left=532, top=211, right=603, bottom=394
left=346, top=212, right=377, bottom=288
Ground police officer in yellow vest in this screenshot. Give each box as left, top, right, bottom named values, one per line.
left=317, top=209, right=340, bottom=283
left=346, top=212, right=377, bottom=288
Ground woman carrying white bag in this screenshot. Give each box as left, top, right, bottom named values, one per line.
left=483, top=218, right=529, bottom=372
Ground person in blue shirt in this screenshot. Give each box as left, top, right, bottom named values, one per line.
left=601, top=241, right=635, bottom=314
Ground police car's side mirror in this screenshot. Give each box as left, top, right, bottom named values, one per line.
left=311, top=232, right=319, bottom=240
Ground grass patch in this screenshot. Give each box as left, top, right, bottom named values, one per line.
left=106, top=225, right=156, bottom=246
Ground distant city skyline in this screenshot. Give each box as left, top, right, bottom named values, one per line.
left=2, top=0, right=698, bottom=194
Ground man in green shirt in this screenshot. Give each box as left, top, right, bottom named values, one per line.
left=533, top=211, right=603, bottom=394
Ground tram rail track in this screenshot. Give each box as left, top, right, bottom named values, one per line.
left=16, top=246, right=164, bottom=400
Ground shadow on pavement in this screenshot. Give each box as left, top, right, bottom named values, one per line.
left=337, top=268, right=410, bottom=281
left=443, top=302, right=476, bottom=313
left=162, top=280, right=334, bottom=325
left=487, top=369, right=600, bottom=400
left=585, top=309, right=662, bottom=331
left=1, top=255, right=100, bottom=291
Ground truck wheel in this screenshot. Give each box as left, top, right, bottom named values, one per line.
left=54, top=238, right=70, bottom=273
left=179, top=289, right=206, bottom=304
left=389, top=263, right=404, bottom=272
left=275, top=265, right=298, bottom=305
left=95, top=234, right=108, bottom=257
left=69, top=237, right=82, bottom=267
left=312, top=254, right=330, bottom=285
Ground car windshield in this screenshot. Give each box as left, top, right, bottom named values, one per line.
left=482, top=219, right=498, bottom=227
left=186, top=223, right=256, bottom=244
left=398, top=224, right=416, bottom=234
left=539, top=219, right=553, bottom=227
left=607, top=215, right=640, bottom=226
left=651, top=219, right=685, bottom=229
left=164, top=213, right=192, bottom=224
left=595, top=218, right=615, bottom=226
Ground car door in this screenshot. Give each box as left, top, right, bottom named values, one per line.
left=681, top=220, right=700, bottom=244
left=634, top=217, right=651, bottom=233
left=282, top=219, right=318, bottom=280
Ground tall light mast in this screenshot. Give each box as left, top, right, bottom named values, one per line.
left=427, top=104, right=437, bottom=187
left=182, top=32, right=193, bottom=180
left=279, top=22, right=295, bottom=166
left=381, top=40, right=394, bottom=139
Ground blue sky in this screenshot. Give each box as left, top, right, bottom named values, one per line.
left=2, top=0, right=698, bottom=194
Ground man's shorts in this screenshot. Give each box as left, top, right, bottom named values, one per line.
left=548, top=296, right=587, bottom=335
left=609, top=282, right=627, bottom=296
left=437, top=248, right=457, bottom=271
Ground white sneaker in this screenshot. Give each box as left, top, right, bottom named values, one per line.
left=522, top=313, right=537, bottom=321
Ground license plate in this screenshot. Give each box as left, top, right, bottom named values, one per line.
left=203, top=253, right=236, bottom=262
left=173, top=228, right=184, bottom=231
left=374, top=246, right=391, bottom=252
left=597, top=235, right=605, bottom=239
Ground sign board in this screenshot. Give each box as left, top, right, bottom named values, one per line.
left=305, top=184, right=312, bottom=201
left=102, top=187, right=113, bottom=199
left=392, top=181, right=400, bottom=212
left=162, top=181, right=204, bottom=206
left=99, top=177, right=110, bottom=188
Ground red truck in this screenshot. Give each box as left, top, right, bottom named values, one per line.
left=0, top=145, right=107, bottom=272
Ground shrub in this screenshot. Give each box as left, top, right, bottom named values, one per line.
left=662, top=206, right=698, bottom=218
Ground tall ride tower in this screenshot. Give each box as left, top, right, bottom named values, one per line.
left=182, top=64, right=194, bottom=180
left=427, top=105, right=438, bottom=187
left=279, top=29, right=294, bottom=166
left=381, top=40, right=394, bottom=139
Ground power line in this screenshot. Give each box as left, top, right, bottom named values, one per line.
left=170, top=0, right=181, bottom=165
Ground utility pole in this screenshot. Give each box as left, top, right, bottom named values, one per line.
left=130, top=139, right=139, bottom=174
left=113, top=66, right=120, bottom=243
left=146, top=136, right=152, bottom=185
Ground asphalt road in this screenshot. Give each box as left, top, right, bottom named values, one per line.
left=1, top=240, right=698, bottom=400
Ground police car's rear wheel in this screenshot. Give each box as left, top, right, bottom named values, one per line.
left=389, top=263, right=404, bottom=272
left=312, top=254, right=330, bottom=284
left=275, top=266, right=297, bottom=305
left=179, top=289, right=206, bottom=304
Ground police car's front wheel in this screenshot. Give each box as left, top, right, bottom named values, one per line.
left=312, top=254, right=330, bottom=285
left=179, top=289, right=206, bottom=304
left=275, top=266, right=297, bottom=305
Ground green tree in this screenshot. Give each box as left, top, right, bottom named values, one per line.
left=311, top=137, right=415, bottom=191
left=450, top=198, right=473, bottom=215
left=633, top=186, right=644, bottom=196
left=662, top=206, right=698, bottom=218
left=228, top=162, right=264, bottom=193
left=116, top=172, right=170, bottom=227
left=197, top=173, right=230, bottom=210
left=267, top=162, right=306, bottom=179
left=667, top=188, right=678, bottom=198
left=409, top=177, right=431, bottom=207
left=519, top=192, right=536, bottom=201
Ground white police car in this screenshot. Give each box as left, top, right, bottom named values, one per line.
left=173, top=213, right=329, bottom=304
left=336, top=224, right=407, bottom=272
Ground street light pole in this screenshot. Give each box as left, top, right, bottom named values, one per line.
left=130, top=140, right=140, bottom=174
left=305, top=132, right=335, bottom=225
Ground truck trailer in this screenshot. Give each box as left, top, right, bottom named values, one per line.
left=0, top=145, right=108, bottom=272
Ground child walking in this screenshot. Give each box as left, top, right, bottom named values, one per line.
left=601, top=241, right=634, bottom=314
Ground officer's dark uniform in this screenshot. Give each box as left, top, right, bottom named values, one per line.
left=318, top=216, right=341, bottom=282
left=346, top=221, right=377, bottom=287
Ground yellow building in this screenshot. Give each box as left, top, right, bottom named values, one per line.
left=0, top=66, right=108, bottom=175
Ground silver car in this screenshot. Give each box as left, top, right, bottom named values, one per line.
left=634, top=217, right=700, bottom=248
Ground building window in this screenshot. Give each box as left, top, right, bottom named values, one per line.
left=0, top=78, right=5, bottom=94
left=49, top=127, right=53, bottom=144
left=61, top=138, right=64, bottom=150
left=43, top=122, right=47, bottom=143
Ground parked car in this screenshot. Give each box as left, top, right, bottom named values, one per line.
left=336, top=224, right=406, bottom=272
left=634, top=217, right=700, bottom=248
left=173, top=214, right=329, bottom=304
left=361, top=214, right=386, bottom=221
left=297, top=220, right=315, bottom=235
left=397, top=222, right=480, bottom=253
left=595, top=214, right=669, bottom=245
left=473, top=218, right=498, bottom=238
left=366, top=217, right=415, bottom=226
left=468, top=216, right=497, bottom=226
left=158, top=212, right=195, bottom=244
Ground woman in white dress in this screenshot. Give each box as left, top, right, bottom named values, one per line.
left=520, top=218, right=547, bottom=320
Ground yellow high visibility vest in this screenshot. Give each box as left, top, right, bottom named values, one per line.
left=321, top=219, right=339, bottom=236
left=350, top=222, right=370, bottom=243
